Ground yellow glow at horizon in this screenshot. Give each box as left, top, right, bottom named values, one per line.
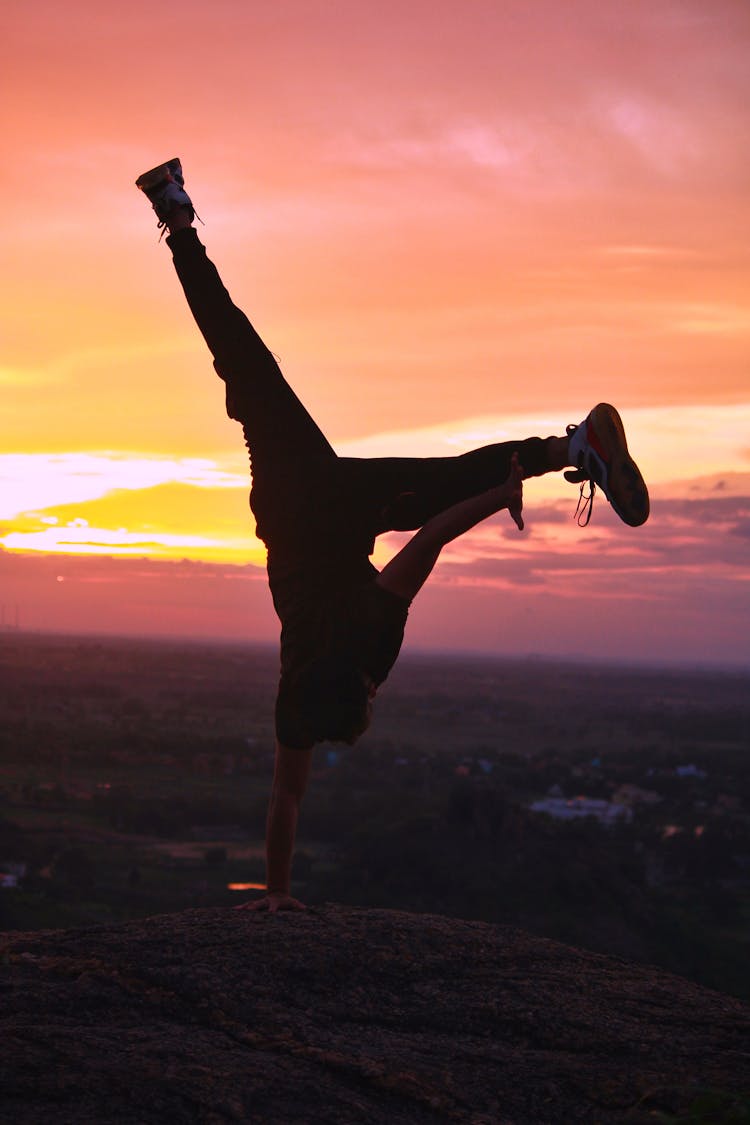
left=1, top=523, right=264, bottom=564
left=1, top=401, right=748, bottom=564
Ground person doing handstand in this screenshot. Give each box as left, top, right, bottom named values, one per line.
left=136, top=159, right=650, bottom=912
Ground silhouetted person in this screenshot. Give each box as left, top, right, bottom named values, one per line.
left=136, top=159, right=649, bottom=911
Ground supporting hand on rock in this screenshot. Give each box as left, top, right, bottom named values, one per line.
left=235, top=892, right=306, bottom=913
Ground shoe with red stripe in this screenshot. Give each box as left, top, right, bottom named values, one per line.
left=565, top=403, right=649, bottom=527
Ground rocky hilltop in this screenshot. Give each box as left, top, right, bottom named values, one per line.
left=1, top=905, right=748, bottom=1124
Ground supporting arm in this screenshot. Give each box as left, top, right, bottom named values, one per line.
left=235, top=741, right=313, bottom=913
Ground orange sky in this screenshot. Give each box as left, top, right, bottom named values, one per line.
left=1, top=0, right=749, bottom=664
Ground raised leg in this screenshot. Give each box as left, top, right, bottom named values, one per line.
left=165, top=227, right=337, bottom=545
left=334, top=433, right=569, bottom=537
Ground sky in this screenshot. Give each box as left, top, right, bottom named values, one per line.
left=1, top=0, right=749, bottom=666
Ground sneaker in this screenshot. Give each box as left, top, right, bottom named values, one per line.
left=565, top=403, right=649, bottom=527
left=135, top=158, right=195, bottom=229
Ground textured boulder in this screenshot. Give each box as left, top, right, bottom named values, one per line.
left=1, top=905, right=748, bottom=1123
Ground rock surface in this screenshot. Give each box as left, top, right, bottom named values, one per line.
left=1, top=905, right=748, bottom=1124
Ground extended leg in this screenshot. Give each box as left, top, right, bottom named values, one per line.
left=333, top=433, right=566, bottom=538
left=136, top=160, right=339, bottom=546
left=167, top=226, right=340, bottom=543
left=166, top=227, right=335, bottom=467
left=334, top=400, right=648, bottom=538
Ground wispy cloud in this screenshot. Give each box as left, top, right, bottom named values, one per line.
left=665, top=304, right=750, bottom=336
left=0, top=522, right=226, bottom=557
left=596, top=92, right=701, bottom=175
left=332, top=121, right=532, bottom=175
left=0, top=453, right=246, bottom=520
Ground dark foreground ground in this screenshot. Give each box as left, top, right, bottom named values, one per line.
left=1, top=905, right=748, bottom=1124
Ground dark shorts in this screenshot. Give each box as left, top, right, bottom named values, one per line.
left=274, top=579, right=410, bottom=748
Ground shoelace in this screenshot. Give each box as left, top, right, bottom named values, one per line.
left=564, top=423, right=597, bottom=526
left=563, top=471, right=597, bottom=526
left=574, top=480, right=596, bottom=526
